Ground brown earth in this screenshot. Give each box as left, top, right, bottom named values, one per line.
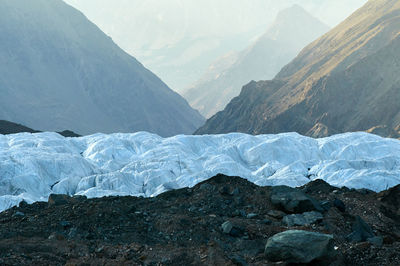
left=0, top=174, right=399, bottom=265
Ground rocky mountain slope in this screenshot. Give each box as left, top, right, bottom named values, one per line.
left=0, top=120, right=79, bottom=137
left=0, top=120, right=38, bottom=135
left=0, top=174, right=399, bottom=265
left=184, top=5, right=329, bottom=118
left=0, top=131, right=399, bottom=212
left=0, top=0, right=204, bottom=137
left=196, top=0, right=400, bottom=138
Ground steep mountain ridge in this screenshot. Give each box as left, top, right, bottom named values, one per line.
left=0, top=120, right=38, bottom=135
left=0, top=0, right=204, bottom=137
left=0, top=120, right=79, bottom=137
left=196, top=0, right=400, bottom=138
left=184, top=5, right=329, bottom=118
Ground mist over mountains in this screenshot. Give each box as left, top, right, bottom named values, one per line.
left=64, top=0, right=367, bottom=92
left=183, top=5, right=330, bottom=118
left=0, top=0, right=204, bottom=137
left=196, top=0, right=400, bottom=138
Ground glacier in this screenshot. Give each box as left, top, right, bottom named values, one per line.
left=0, top=131, right=399, bottom=212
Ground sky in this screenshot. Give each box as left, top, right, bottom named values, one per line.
left=63, top=0, right=368, bottom=92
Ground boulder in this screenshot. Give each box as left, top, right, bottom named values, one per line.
left=267, top=210, right=286, bottom=219
left=221, top=221, right=244, bottom=237
left=333, top=199, right=346, bottom=212
left=347, top=216, right=375, bottom=242
left=12, top=211, right=25, bottom=218
left=265, top=230, right=335, bottom=263
left=48, top=194, right=87, bottom=206
left=378, top=184, right=400, bottom=221
left=320, top=200, right=332, bottom=211
left=283, top=211, right=323, bottom=227
left=18, top=200, right=29, bottom=208
left=378, top=184, right=400, bottom=208
left=301, top=179, right=335, bottom=194
left=367, top=236, right=383, bottom=247
left=246, top=213, right=258, bottom=219
left=48, top=194, right=72, bottom=206
left=270, top=186, right=323, bottom=213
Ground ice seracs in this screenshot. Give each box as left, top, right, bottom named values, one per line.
left=0, top=131, right=399, bottom=212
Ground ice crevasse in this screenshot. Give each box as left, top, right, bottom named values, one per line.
left=0, top=131, right=399, bottom=212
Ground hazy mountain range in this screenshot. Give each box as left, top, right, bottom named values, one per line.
left=183, top=5, right=330, bottom=118
left=0, top=0, right=204, bottom=137
left=63, top=0, right=367, bottom=92
left=196, top=0, right=400, bottom=138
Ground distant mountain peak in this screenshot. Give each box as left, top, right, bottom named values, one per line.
left=184, top=5, right=329, bottom=118
left=196, top=0, right=400, bottom=138
left=273, top=4, right=327, bottom=25
left=276, top=4, right=308, bottom=18
left=266, top=5, right=329, bottom=41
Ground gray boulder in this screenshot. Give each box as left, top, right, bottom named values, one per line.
left=347, top=216, right=375, bottom=242
left=270, top=186, right=323, bottom=213
left=367, top=236, right=383, bottom=247
left=333, top=198, right=346, bottom=212
left=267, top=210, right=286, bottom=219
left=12, top=211, right=25, bottom=218
left=221, top=221, right=244, bottom=237
left=283, top=211, right=323, bottom=227
left=265, top=230, right=335, bottom=263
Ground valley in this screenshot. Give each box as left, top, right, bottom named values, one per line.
left=0, top=0, right=398, bottom=265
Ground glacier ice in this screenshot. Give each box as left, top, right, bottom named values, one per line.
left=0, top=131, right=399, bottom=212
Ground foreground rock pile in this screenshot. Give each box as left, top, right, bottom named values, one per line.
left=0, top=174, right=399, bottom=265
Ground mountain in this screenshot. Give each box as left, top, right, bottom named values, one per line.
left=0, top=120, right=38, bottom=135
left=0, top=120, right=80, bottom=137
left=0, top=0, right=204, bottom=137
left=64, top=0, right=367, bottom=92
left=183, top=5, right=329, bottom=118
left=196, top=0, right=400, bottom=138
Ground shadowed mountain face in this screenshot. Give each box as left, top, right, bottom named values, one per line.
left=184, top=5, right=329, bottom=118
left=196, top=0, right=400, bottom=138
left=0, top=120, right=80, bottom=137
left=0, top=120, right=38, bottom=135
left=0, top=0, right=204, bottom=137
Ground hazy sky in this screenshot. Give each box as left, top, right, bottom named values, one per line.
left=64, top=0, right=368, bottom=91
